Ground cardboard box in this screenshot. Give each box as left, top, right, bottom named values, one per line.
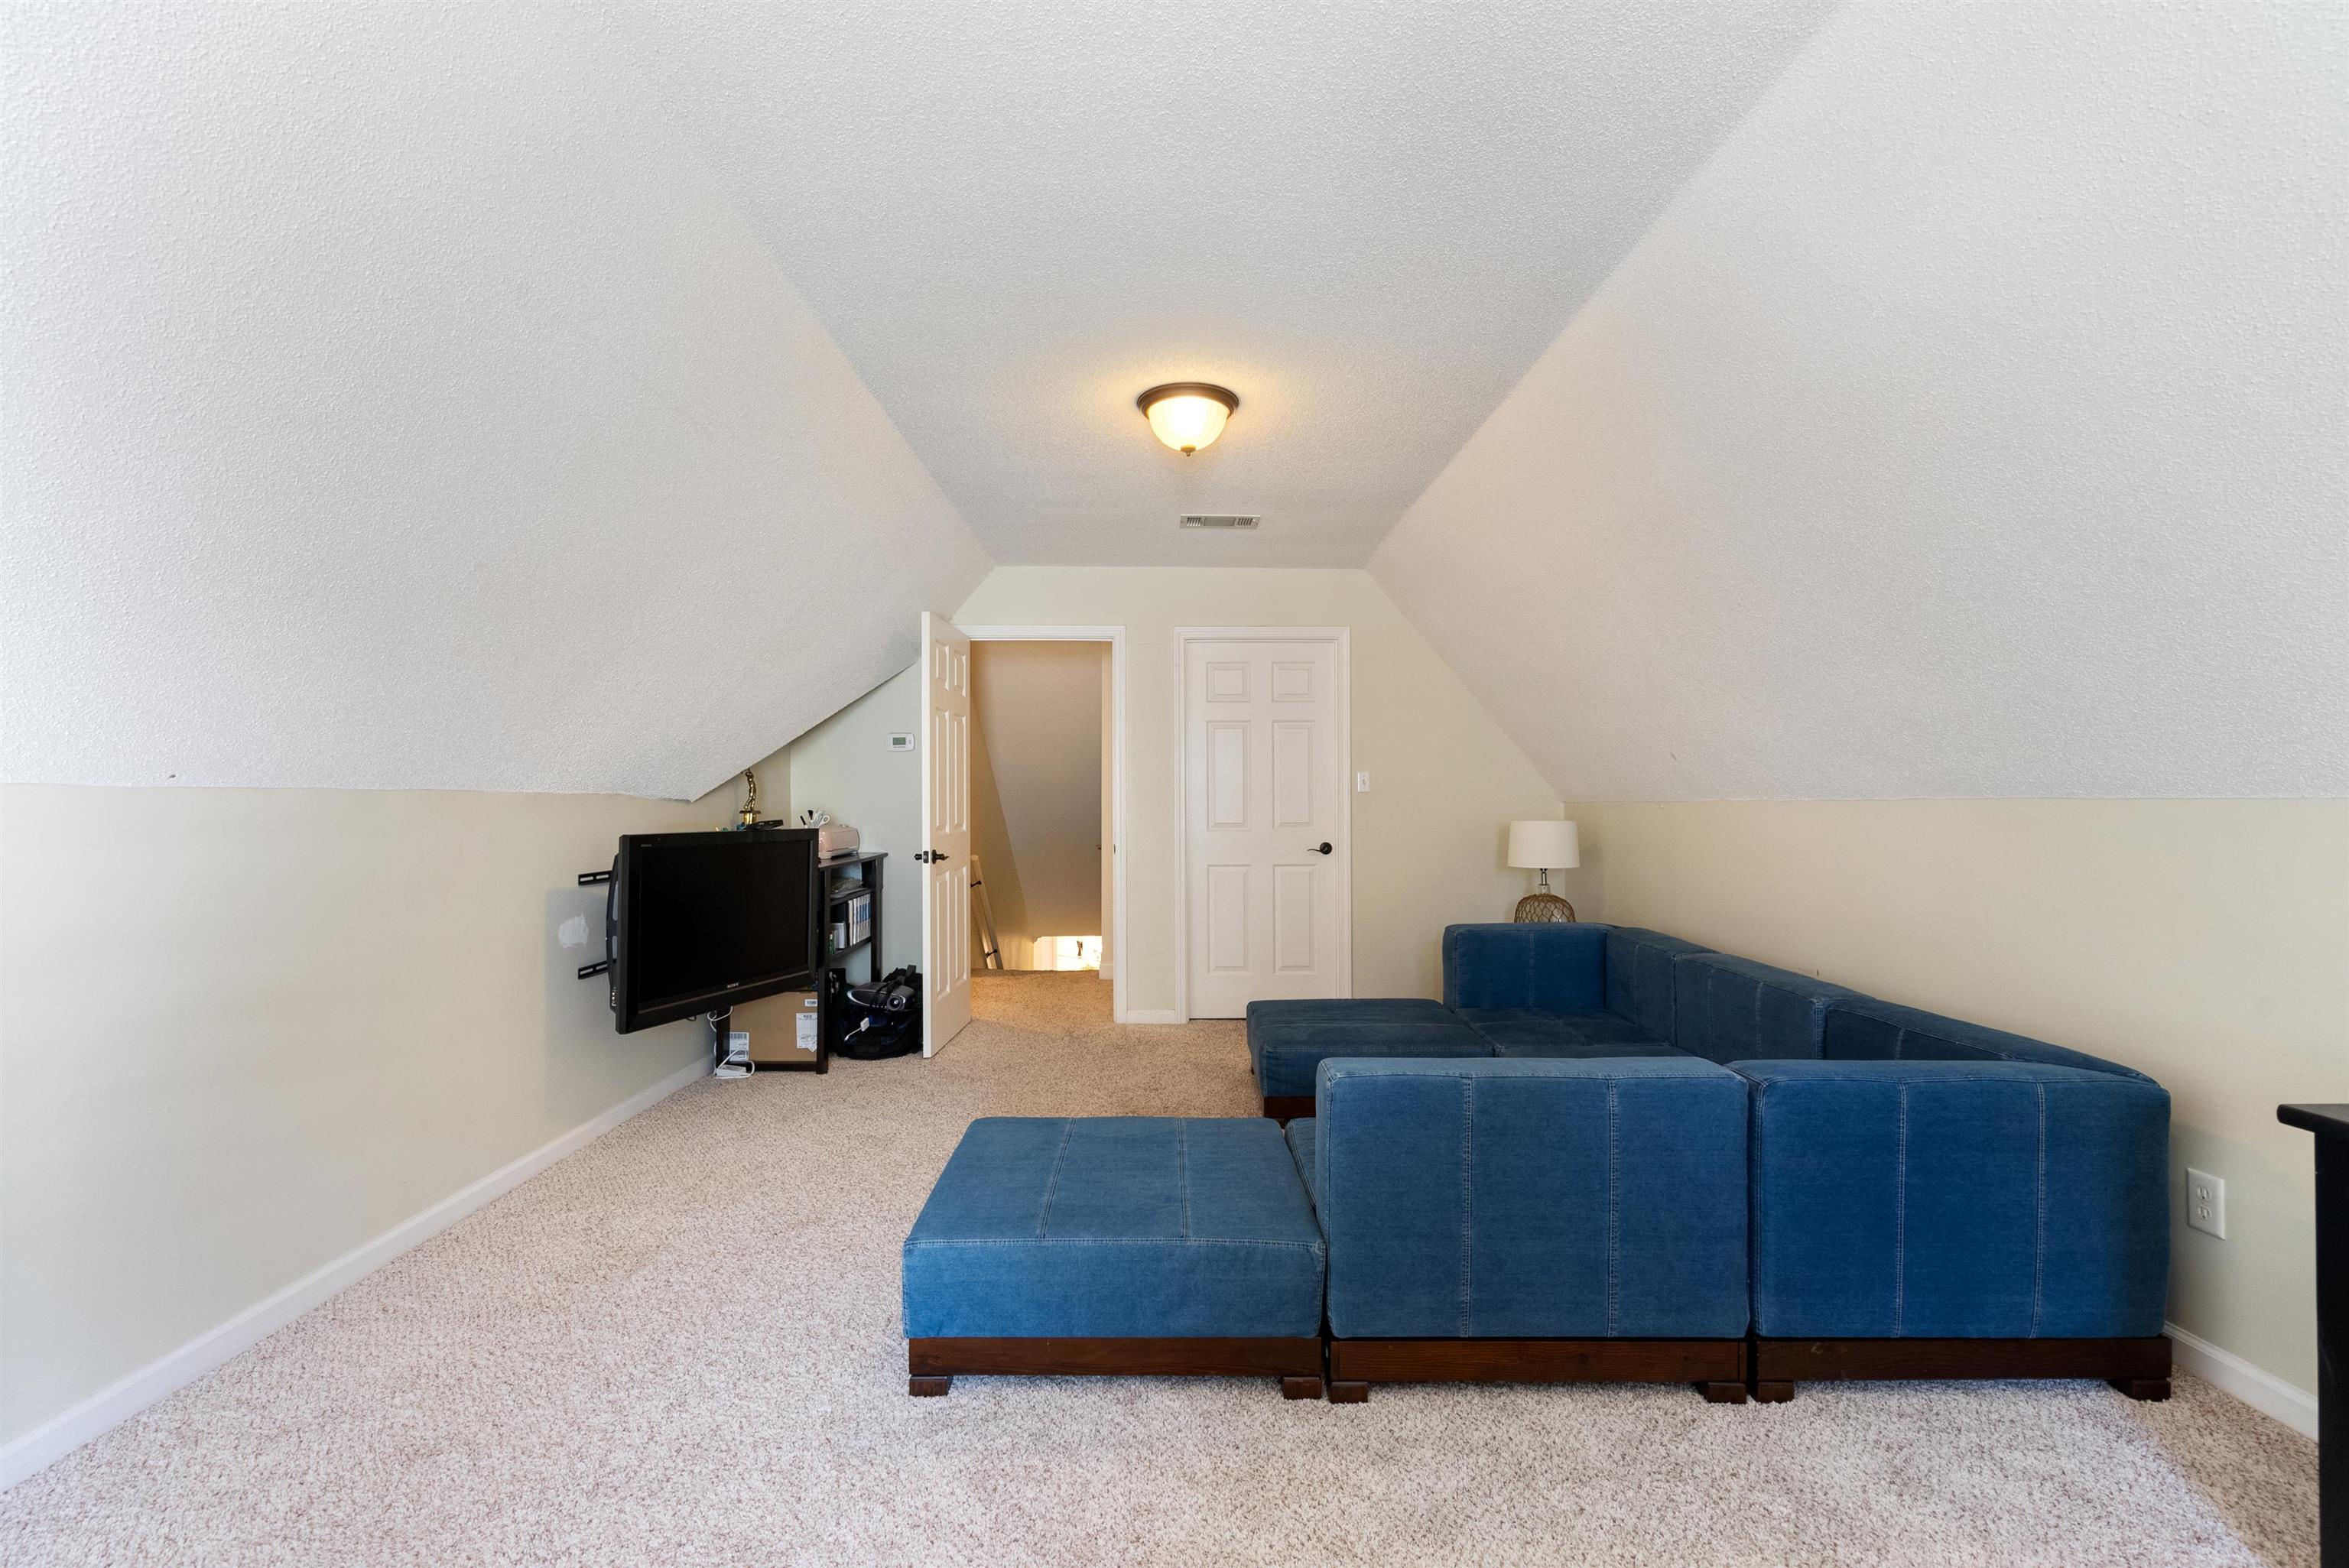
left=734, top=989, right=821, bottom=1063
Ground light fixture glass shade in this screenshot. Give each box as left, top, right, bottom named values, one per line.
left=1506, top=819, right=1581, bottom=870
left=1137, top=383, right=1237, bottom=455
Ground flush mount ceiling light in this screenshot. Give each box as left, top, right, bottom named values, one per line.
left=1137, top=382, right=1238, bottom=456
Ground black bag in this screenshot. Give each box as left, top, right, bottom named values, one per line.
left=833, top=966, right=923, bottom=1060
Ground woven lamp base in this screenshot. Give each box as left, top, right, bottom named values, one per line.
left=1512, top=892, right=1577, bottom=923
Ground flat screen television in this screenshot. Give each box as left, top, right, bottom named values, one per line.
left=606, top=827, right=820, bottom=1033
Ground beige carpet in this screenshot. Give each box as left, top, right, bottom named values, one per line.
left=2, top=972, right=2318, bottom=1566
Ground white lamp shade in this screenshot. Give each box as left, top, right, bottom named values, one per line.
left=1143, top=392, right=1230, bottom=454
left=1507, top=820, right=1581, bottom=871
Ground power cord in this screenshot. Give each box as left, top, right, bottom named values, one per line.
left=710, top=1011, right=752, bottom=1080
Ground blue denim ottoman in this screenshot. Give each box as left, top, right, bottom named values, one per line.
left=902, top=1117, right=1327, bottom=1397
left=1246, top=998, right=1490, bottom=1120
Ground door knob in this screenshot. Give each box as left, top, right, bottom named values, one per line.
left=1308, top=842, right=1332, bottom=855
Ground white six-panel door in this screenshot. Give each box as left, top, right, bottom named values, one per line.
left=919, top=612, right=973, bottom=1055
left=1181, top=631, right=1348, bottom=1019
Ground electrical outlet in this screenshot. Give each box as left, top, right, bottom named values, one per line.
left=2186, top=1168, right=2227, bottom=1238
left=1356, top=771, right=1370, bottom=793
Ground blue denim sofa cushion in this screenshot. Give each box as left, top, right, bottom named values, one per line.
left=1454, top=1008, right=1676, bottom=1057
left=1824, top=995, right=2152, bottom=1079
left=1246, top=998, right=1490, bottom=1099
left=1604, top=927, right=1714, bottom=1040
left=1739, top=1060, right=2170, bottom=1338
left=902, top=1118, right=1326, bottom=1339
left=1284, top=1117, right=1319, bottom=1213
left=1441, top=923, right=1610, bottom=1011
left=1441, top=922, right=1711, bottom=1043
left=1314, top=1057, right=1748, bottom=1339
left=1673, top=953, right=1861, bottom=1063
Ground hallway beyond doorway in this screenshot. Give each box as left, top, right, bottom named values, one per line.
left=967, top=638, right=1113, bottom=977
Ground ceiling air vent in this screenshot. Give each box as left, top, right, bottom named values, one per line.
left=1179, top=514, right=1260, bottom=531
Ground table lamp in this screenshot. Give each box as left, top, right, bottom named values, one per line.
left=1507, top=820, right=1580, bottom=923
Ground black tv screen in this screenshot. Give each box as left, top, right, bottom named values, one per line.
left=609, top=828, right=818, bottom=1033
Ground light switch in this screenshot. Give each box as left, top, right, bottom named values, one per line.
left=1356, top=771, right=1370, bottom=793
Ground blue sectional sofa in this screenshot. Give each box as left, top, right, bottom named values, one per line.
left=900, top=922, right=2170, bottom=1404
left=1252, top=923, right=2174, bottom=1401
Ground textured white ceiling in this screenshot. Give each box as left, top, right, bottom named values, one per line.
left=11, top=2, right=2335, bottom=806
left=1373, top=2, right=2349, bottom=799
left=2, top=5, right=990, bottom=799
left=606, top=1, right=1834, bottom=566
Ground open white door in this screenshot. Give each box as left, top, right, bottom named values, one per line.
left=919, top=612, right=973, bottom=1055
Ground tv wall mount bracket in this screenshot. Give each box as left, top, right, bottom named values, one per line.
left=577, top=868, right=613, bottom=979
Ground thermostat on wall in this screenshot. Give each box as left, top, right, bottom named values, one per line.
left=887, top=733, right=914, bottom=752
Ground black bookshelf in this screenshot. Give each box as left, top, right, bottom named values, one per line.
left=758, top=850, right=885, bottom=1074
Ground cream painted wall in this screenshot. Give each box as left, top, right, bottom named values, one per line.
left=1557, top=798, right=2349, bottom=1403
left=967, top=716, right=1035, bottom=969
left=970, top=642, right=1106, bottom=967
left=954, top=567, right=1560, bottom=1013
left=0, top=782, right=726, bottom=1447
left=784, top=666, right=924, bottom=978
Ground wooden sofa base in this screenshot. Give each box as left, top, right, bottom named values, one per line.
left=1261, top=1095, right=1314, bottom=1124
left=1750, top=1336, right=2173, bottom=1402
left=1327, top=1338, right=1748, bottom=1404
left=908, top=1336, right=1324, bottom=1399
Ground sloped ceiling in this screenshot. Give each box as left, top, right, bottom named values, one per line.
left=605, top=1, right=1835, bottom=566
left=8, top=3, right=2339, bottom=806
left=1373, top=2, right=2349, bottom=799
left=2, top=5, right=989, bottom=800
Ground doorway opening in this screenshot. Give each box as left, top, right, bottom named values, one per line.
left=957, top=628, right=1123, bottom=1005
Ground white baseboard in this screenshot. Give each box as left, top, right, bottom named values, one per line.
left=2165, top=1320, right=2318, bottom=1439
left=0, top=1055, right=710, bottom=1490
left=1119, top=1008, right=1187, bottom=1026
